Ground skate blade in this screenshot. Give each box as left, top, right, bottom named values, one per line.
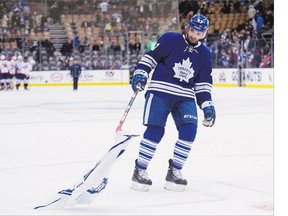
left=131, top=181, right=151, bottom=192
left=164, top=181, right=186, bottom=192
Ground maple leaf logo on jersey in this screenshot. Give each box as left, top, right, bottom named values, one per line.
left=173, top=58, right=195, bottom=83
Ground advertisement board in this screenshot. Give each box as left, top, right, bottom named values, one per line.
left=29, top=69, right=130, bottom=86
left=28, top=68, right=273, bottom=88
left=212, top=68, right=273, bottom=88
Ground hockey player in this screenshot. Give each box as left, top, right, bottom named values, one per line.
left=8, top=56, right=17, bottom=90
left=15, top=56, right=34, bottom=90
left=0, top=54, right=10, bottom=90
left=130, top=13, right=216, bottom=192
left=70, top=58, right=82, bottom=91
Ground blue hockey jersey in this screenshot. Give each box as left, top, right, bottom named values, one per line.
left=136, top=32, right=213, bottom=107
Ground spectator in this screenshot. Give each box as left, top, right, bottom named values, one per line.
left=260, top=53, right=271, bottom=68
left=78, top=37, right=89, bottom=53
left=99, top=1, right=109, bottom=14
left=109, top=41, right=121, bottom=54
left=243, top=34, right=253, bottom=52
left=43, top=38, right=55, bottom=61
left=92, top=39, right=100, bottom=54
left=50, top=2, right=60, bottom=24
left=146, top=34, right=157, bottom=51
left=59, top=56, right=69, bottom=70
left=72, top=36, right=80, bottom=50
left=133, top=39, right=141, bottom=55
left=256, top=13, right=264, bottom=34
left=253, top=47, right=262, bottom=68
left=92, top=60, right=102, bottom=69
left=128, top=39, right=135, bottom=54
left=60, top=39, right=73, bottom=58
left=104, top=22, right=112, bottom=35
left=82, top=60, right=91, bottom=70
left=263, top=9, right=274, bottom=29
left=22, top=3, right=31, bottom=15
left=35, top=12, right=42, bottom=28
left=247, top=5, right=256, bottom=20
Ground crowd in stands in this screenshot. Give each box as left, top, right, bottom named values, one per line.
left=0, top=0, right=274, bottom=71
left=179, top=0, right=274, bottom=68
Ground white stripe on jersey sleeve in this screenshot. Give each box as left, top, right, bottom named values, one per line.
left=195, top=82, right=212, bottom=94
left=139, top=54, right=157, bottom=69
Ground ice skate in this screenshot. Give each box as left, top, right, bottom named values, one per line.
left=131, top=160, right=152, bottom=192
left=164, top=159, right=187, bottom=192
left=24, top=84, right=30, bottom=90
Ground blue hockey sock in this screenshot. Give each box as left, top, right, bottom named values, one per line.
left=137, top=125, right=165, bottom=170
left=172, top=139, right=193, bottom=170
left=172, top=124, right=196, bottom=170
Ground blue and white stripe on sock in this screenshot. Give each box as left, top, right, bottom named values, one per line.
left=137, top=138, right=158, bottom=170
left=173, top=139, right=193, bottom=170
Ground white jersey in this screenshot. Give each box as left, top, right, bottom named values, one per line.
left=9, top=60, right=17, bottom=75
left=17, top=61, right=33, bottom=76
left=0, top=59, right=11, bottom=73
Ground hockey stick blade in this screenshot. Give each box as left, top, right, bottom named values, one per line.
left=34, top=194, right=67, bottom=209
left=34, top=198, right=62, bottom=209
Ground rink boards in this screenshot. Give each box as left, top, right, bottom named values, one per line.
left=212, top=68, right=273, bottom=88
left=28, top=69, right=131, bottom=87
left=27, top=68, right=273, bottom=88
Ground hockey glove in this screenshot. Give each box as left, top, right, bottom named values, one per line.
left=201, top=101, right=216, bottom=127
left=131, top=69, right=148, bottom=92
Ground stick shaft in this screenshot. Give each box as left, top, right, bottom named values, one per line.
left=116, top=89, right=139, bottom=132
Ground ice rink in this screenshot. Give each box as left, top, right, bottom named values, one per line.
left=0, top=85, right=274, bottom=215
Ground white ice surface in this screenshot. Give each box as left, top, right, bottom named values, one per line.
left=0, top=86, right=273, bottom=215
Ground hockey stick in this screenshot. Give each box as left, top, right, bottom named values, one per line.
left=116, top=84, right=140, bottom=132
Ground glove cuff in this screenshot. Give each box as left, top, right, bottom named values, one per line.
left=134, top=69, right=148, bottom=78
left=201, top=101, right=214, bottom=109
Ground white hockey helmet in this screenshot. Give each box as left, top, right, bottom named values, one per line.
left=0, top=55, right=5, bottom=60
left=17, top=55, right=23, bottom=61
left=30, top=59, right=36, bottom=65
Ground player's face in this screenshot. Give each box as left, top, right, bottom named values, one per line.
left=186, top=27, right=205, bottom=44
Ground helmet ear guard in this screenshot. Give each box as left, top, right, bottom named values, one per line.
left=30, top=59, right=36, bottom=65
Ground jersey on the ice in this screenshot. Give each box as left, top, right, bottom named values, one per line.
left=136, top=32, right=213, bottom=107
